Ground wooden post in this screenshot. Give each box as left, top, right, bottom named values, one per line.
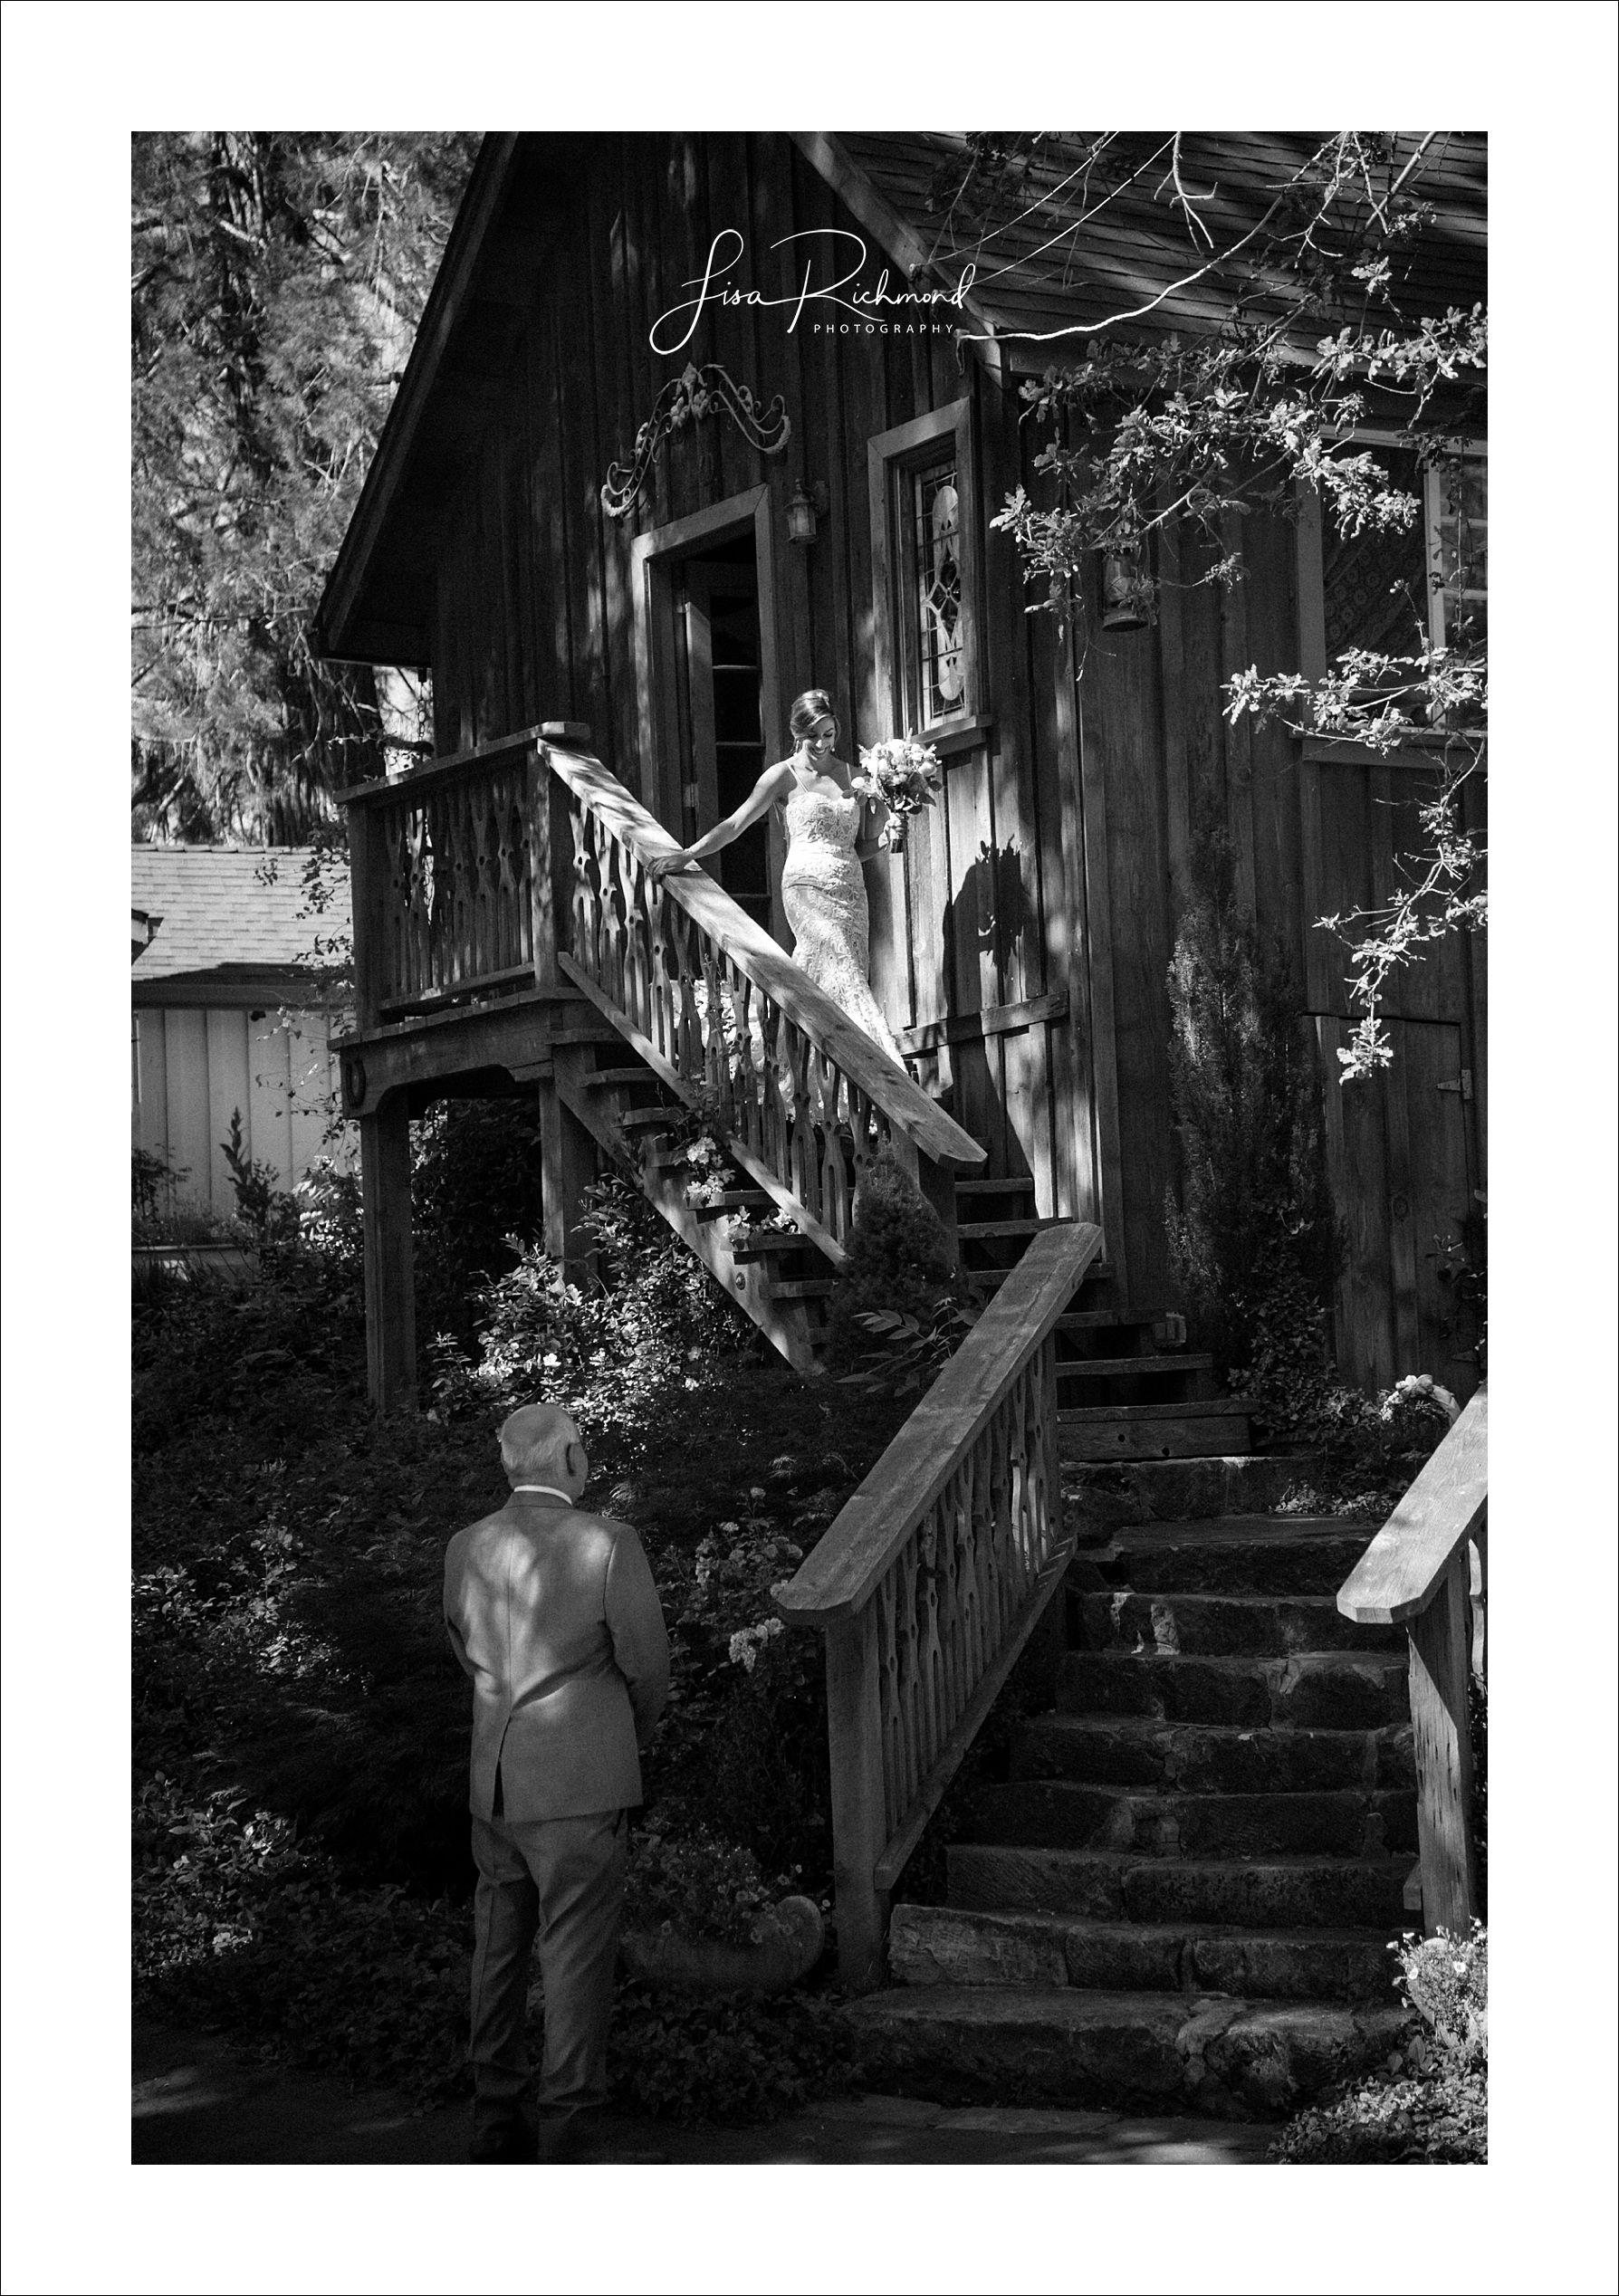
left=525, top=742, right=559, bottom=989
left=346, top=800, right=388, bottom=1031
left=539, top=1047, right=599, bottom=1285
left=1407, top=1548, right=1479, bottom=1937
left=359, top=1090, right=416, bottom=1413
left=825, top=1604, right=889, bottom=1991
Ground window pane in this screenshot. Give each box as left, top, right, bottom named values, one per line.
left=1321, top=445, right=1428, bottom=659
left=1435, top=456, right=1487, bottom=652
left=912, top=459, right=965, bottom=727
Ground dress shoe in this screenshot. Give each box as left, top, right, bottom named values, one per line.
left=468, top=2115, right=538, bottom=2164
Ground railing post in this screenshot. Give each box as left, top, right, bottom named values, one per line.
left=1408, top=1547, right=1480, bottom=1937
left=825, top=1603, right=889, bottom=1991
left=359, top=1088, right=416, bottom=1413
left=525, top=741, right=559, bottom=989
left=346, top=799, right=388, bottom=1032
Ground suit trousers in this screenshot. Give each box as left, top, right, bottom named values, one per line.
left=467, top=1805, right=627, bottom=2139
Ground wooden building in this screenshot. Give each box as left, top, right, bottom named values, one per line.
left=131, top=847, right=350, bottom=1217
left=316, top=131, right=1486, bottom=1420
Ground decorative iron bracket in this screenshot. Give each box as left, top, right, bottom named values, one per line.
left=600, top=361, right=790, bottom=520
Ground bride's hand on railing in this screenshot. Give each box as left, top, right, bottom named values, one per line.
left=647, top=848, right=695, bottom=884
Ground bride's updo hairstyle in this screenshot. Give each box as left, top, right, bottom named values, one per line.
left=790, top=689, right=837, bottom=744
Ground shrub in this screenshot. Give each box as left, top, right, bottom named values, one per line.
left=623, top=1813, right=800, bottom=1947
left=607, top=1984, right=857, bottom=2126
left=823, top=1148, right=962, bottom=1374
left=410, top=1095, right=551, bottom=1342
left=1270, top=1923, right=1487, bottom=2164
left=1164, top=825, right=1344, bottom=1434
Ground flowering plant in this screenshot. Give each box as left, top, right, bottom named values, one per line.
left=853, top=733, right=943, bottom=852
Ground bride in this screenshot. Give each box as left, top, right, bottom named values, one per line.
left=647, top=687, right=905, bottom=1067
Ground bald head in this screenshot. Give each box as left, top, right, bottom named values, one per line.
left=499, top=1403, right=588, bottom=1497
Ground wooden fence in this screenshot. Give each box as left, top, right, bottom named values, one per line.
left=1336, top=1386, right=1487, bottom=1937
left=775, top=1221, right=1104, bottom=1986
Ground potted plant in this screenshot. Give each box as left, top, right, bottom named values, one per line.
left=619, top=1813, right=824, bottom=1996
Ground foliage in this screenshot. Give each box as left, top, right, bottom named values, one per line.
left=409, top=1096, right=551, bottom=1344
left=221, top=1109, right=302, bottom=1241
left=607, top=1982, right=857, bottom=2126
left=1228, top=655, right=1485, bottom=1079
left=1164, top=826, right=1344, bottom=1430
left=623, top=1814, right=799, bottom=1948
left=132, top=1192, right=906, bottom=2121
left=1270, top=1923, right=1486, bottom=2163
left=823, top=1148, right=963, bottom=1376
left=132, top=132, right=477, bottom=842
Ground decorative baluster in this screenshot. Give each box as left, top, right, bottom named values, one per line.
left=783, top=1023, right=816, bottom=1210
left=599, top=821, right=627, bottom=1009
left=647, top=876, right=675, bottom=1067
left=673, top=914, right=703, bottom=1087
left=757, top=996, right=787, bottom=1179
left=730, top=963, right=760, bottom=1155
left=875, top=1570, right=905, bottom=1837
left=915, top=1513, right=945, bottom=1787
left=499, top=783, right=527, bottom=970
left=568, top=799, right=598, bottom=980
left=699, top=934, right=727, bottom=1110
left=623, top=846, right=651, bottom=1035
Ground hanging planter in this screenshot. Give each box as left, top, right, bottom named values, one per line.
left=620, top=1894, right=825, bottom=1997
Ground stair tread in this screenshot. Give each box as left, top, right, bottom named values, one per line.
left=950, top=1845, right=1413, bottom=1876
left=581, top=1067, right=655, bottom=1086
left=896, top=1906, right=1402, bottom=1949
left=1059, top=1397, right=1250, bottom=1424
left=954, top=1178, right=1037, bottom=1197
left=770, top=1277, right=838, bottom=1299
left=1055, top=1310, right=1158, bottom=1331
left=1094, top=1516, right=1370, bottom=1546
left=1057, top=1353, right=1216, bottom=1379
left=1025, top=1713, right=1406, bottom=1743
left=847, top=1985, right=1408, bottom=2025
left=1063, top=1647, right=1406, bottom=1671
left=959, top=1217, right=1066, bottom=1239
left=616, top=1107, right=676, bottom=1130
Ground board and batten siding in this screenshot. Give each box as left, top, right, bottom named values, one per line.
left=132, top=1004, right=346, bottom=1216
left=423, top=132, right=1084, bottom=1229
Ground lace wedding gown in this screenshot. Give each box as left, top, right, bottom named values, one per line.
left=780, top=782, right=905, bottom=1066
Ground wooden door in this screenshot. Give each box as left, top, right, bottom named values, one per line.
left=678, top=559, right=771, bottom=935
left=1316, top=1013, right=1482, bottom=1399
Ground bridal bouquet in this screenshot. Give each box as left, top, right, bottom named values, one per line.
left=853, top=733, right=943, bottom=853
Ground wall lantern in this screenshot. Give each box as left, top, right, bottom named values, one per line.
left=786, top=479, right=829, bottom=545
left=1100, top=547, right=1152, bottom=631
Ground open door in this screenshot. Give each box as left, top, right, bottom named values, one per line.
left=675, top=549, right=771, bottom=934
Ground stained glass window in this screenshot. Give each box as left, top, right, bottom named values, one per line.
left=910, top=457, right=965, bottom=728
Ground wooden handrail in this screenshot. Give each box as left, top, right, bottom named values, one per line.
left=776, top=1221, right=1103, bottom=1986
left=1336, top=1386, right=1487, bottom=1940
left=336, top=722, right=591, bottom=809
left=1336, top=1387, right=1487, bottom=1625
left=544, top=744, right=983, bottom=1172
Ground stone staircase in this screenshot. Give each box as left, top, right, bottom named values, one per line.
left=844, top=1471, right=1413, bottom=2119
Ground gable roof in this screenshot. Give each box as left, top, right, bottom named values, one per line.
left=130, top=847, right=350, bottom=989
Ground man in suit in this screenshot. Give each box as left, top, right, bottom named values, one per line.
left=444, top=1402, right=670, bottom=2164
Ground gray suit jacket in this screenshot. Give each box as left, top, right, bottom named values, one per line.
left=444, top=1489, right=670, bottom=1822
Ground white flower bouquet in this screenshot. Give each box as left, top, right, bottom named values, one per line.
left=853, top=732, right=943, bottom=853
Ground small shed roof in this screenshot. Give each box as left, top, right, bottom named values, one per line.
left=130, top=847, right=350, bottom=988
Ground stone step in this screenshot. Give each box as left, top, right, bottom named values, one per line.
left=959, top=1780, right=1416, bottom=1861
left=1080, top=1517, right=1373, bottom=1598
left=1069, top=1590, right=1404, bottom=1658
left=1011, top=1714, right=1415, bottom=1796
left=1056, top=1353, right=1217, bottom=1382
left=1056, top=1649, right=1411, bottom=1731
left=946, top=1844, right=1414, bottom=1931
left=888, top=1905, right=1400, bottom=2003
left=842, top=1985, right=1409, bottom=2119
left=1063, top=1453, right=1326, bottom=1527
left=1058, top=1402, right=1254, bottom=1464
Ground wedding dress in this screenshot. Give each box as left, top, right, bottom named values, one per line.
left=780, top=781, right=905, bottom=1066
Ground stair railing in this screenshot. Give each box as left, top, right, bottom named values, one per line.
left=340, top=727, right=985, bottom=1258
left=1336, top=1386, right=1487, bottom=1937
left=775, top=1221, right=1104, bottom=1987
left=542, top=741, right=985, bottom=1260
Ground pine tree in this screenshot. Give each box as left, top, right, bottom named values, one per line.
left=132, top=132, right=479, bottom=843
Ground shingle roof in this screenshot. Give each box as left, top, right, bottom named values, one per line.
left=130, top=847, right=351, bottom=982
left=832, top=130, right=1486, bottom=367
